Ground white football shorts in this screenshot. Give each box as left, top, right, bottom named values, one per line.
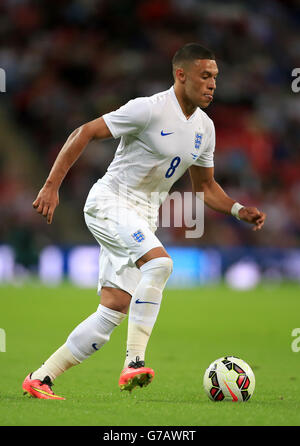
left=83, top=182, right=163, bottom=296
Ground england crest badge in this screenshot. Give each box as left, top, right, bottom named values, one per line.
left=194, top=132, right=203, bottom=150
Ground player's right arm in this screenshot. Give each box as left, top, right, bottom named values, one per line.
left=33, top=117, right=112, bottom=224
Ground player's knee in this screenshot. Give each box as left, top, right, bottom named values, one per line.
left=157, top=256, right=173, bottom=280
left=101, top=287, right=131, bottom=314
left=141, top=256, right=173, bottom=286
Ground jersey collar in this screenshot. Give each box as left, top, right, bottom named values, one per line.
left=169, top=86, right=198, bottom=123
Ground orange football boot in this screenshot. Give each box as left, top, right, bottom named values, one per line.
left=119, top=357, right=154, bottom=392
left=22, top=374, right=65, bottom=400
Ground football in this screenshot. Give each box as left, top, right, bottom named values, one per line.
left=203, top=356, right=255, bottom=402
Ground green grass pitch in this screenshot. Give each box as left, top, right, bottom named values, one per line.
left=1, top=281, right=300, bottom=426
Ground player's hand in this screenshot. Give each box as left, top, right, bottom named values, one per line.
left=238, top=206, right=266, bottom=231
left=32, top=184, right=59, bottom=224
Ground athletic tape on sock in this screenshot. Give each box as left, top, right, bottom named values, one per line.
left=31, top=343, right=80, bottom=381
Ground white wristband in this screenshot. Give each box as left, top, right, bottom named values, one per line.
left=231, top=202, right=244, bottom=220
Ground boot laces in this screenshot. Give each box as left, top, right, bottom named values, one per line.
left=128, top=356, right=145, bottom=369
left=41, top=375, right=54, bottom=387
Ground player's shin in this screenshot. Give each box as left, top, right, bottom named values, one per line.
left=31, top=343, right=80, bottom=382
left=31, top=304, right=126, bottom=382
left=66, top=304, right=126, bottom=362
left=124, top=257, right=173, bottom=367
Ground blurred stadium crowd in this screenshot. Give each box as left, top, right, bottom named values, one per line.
left=0, top=0, right=299, bottom=271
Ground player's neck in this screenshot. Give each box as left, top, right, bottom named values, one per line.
left=173, top=84, right=197, bottom=119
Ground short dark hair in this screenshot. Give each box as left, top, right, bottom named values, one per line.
left=172, top=43, right=215, bottom=76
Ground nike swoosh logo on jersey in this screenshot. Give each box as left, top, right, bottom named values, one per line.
left=161, top=130, right=174, bottom=136
left=92, top=343, right=99, bottom=351
left=135, top=299, right=159, bottom=305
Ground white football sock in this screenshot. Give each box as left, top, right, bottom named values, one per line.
left=31, top=343, right=80, bottom=382
left=66, top=304, right=126, bottom=362
left=124, top=257, right=173, bottom=367
left=31, top=304, right=126, bottom=382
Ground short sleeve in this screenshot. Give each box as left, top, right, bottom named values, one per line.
left=102, top=97, right=151, bottom=139
left=193, top=118, right=215, bottom=168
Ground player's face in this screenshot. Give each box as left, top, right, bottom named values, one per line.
left=182, top=59, right=218, bottom=108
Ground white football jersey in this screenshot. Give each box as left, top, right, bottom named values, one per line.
left=98, top=86, right=215, bottom=224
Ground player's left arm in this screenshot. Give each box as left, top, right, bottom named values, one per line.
left=188, top=165, right=266, bottom=231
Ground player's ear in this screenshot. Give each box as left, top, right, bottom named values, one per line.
left=175, top=67, right=186, bottom=83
